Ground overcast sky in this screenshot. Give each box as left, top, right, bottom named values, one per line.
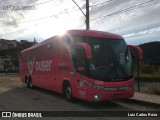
left=0, top=0, right=160, bottom=45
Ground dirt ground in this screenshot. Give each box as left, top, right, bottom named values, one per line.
left=0, top=74, right=22, bottom=94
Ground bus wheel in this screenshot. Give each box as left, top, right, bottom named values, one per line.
left=64, top=83, right=74, bottom=102
left=26, top=77, right=33, bottom=88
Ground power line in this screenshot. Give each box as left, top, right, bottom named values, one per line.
left=0, top=1, right=84, bottom=30
left=91, top=0, right=158, bottom=22
left=0, top=0, right=82, bottom=29
left=0, top=0, right=159, bottom=29
left=80, top=22, right=86, bottom=29
left=0, top=1, right=83, bottom=28
left=0, top=0, right=83, bottom=17
left=90, top=0, right=113, bottom=7
left=0, top=0, right=80, bottom=18
left=29, top=0, right=55, bottom=7
left=0, top=15, right=54, bottom=28
left=75, top=21, right=86, bottom=29
left=0, top=8, right=81, bottom=28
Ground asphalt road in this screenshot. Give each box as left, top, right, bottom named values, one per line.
left=0, top=74, right=159, bottom=120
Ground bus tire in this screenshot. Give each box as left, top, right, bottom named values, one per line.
left=26, top=77, right=33, bottom=88
left=63, top=82, right=74, bottom=102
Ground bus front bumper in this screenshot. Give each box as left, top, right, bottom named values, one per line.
left=82, top=79, right=135, bottom=102
left=86, top=86, right=135, bottom=102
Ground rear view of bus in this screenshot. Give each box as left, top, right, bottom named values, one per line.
left=65, top=30, right=142, bottom=102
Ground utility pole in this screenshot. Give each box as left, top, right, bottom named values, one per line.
left=72, top=0, right=90, bottom=30
left=86, top=0, right=89, bottom=30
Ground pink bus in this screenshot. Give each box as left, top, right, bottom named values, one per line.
left=20, top=30, right=142, bottom=102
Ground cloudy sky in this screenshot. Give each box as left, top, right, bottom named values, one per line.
left=0, top=0, right=160, bottom=45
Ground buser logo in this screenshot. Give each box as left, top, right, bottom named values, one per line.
left=27, top=56, right=52, bottom=74
left=27, top=56, right=35, bottom=74
left=36, top=60, right=52, bottom=72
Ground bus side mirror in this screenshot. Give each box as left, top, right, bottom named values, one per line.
left=74, top=42, right=92, bottom=60
left=71, top=42, right=92, bottom=74
left=128, top=45, right=143, bottom=61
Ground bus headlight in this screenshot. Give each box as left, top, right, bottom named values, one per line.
left=94, top=94, right=100, bottom=101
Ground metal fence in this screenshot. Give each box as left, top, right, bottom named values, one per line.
left=134, top=63, right=160, bottom=95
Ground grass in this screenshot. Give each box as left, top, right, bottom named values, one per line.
left=134, top=72, right=160, bottom=82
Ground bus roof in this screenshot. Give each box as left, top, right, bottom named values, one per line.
left=21, top=30, right=124, bottom=53
left=67, top=29, right=124, bottom=39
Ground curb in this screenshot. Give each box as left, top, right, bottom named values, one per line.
left=122, top=98, right=160, bottom=109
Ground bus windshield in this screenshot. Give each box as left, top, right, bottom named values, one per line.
left=84, top=37, right=133, bottom=82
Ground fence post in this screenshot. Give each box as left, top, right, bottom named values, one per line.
left=137, top=59, right=140, bottom=92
